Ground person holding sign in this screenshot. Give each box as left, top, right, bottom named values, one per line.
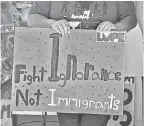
left=28, top=1, right=136, bottom=35
left=28, top=1, right=136, bottom=126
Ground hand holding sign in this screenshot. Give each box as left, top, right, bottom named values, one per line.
left=97, top=21, right=117, bottom=32
left=52, top=19, right=70, bottom=35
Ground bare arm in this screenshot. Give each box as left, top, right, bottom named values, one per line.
left=27, top=14, right=56, bottom=28
left=115, top=15, right=137, bottom=32
left=27, top=2, right=69, bottom=35
left=116, top=1, right=137, bottom=32
left=97, top=1, right=137, bottom=32
left=27, top=1, right=55, bottom=28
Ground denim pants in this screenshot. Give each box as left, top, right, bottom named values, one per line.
left=57, top=113, right=110, bottom=126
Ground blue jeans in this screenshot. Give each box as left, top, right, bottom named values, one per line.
left=57, top=113, right=110, bottom=126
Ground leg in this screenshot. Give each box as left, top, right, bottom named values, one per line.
left=57, top=113, right=81, bottom=126
left=81, top=114, right=110, bottom=126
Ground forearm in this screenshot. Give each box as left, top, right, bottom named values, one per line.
left=115, top=15, right=137, bottom=32
left=27, top=14, right=56, bottom=28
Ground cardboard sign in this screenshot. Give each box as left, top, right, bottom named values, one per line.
left=11, top=28, right=125, bottom=115
left=1, top=100, right=12, bottom=126
left=107, top=75, right=135, bottom=126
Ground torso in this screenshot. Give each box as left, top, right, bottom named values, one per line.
left=49, top=1, right=118, bottom=24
